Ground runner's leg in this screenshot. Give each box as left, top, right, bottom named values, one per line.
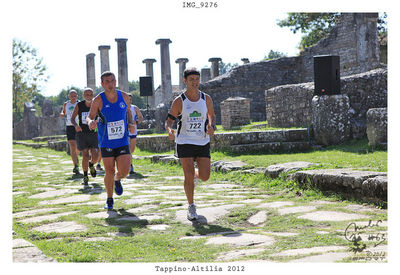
left=195, top=157, right=211, bottom=181
left=68, top=140, right=79, bottom=166
left=81, top=149, right=90, bottom=173
left=129, top=138, right=136, bottom=154
left=115, top=154, right=131, bottom=180
left=89, top=148, right=99, bottom=165
left=180, top=158, right=196, bottom=205
left=102, top=157, right=116, bottom=198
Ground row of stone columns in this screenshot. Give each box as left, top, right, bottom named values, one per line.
left=86, top=39, right=129, bottom=93
left=86, top=37, right=250, bottom=104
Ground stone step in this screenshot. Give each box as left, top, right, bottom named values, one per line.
left=230, top=141, right=311, bottom=153
left=13, top=141, right=48, bottom=149
left=32, top=135, right=66, bottom=142
left=288, top=169, right=387, bottom=202
left=136, top=129, right=309, bottom=152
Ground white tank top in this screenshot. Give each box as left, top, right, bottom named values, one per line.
left=65, top=101, right=78, bottom=126
left=175, top=91, right=210, bottom=145
left=129, top=105, right=137, bottom=136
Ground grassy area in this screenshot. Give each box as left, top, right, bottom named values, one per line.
left=12, top=138, right=387, bottom=262
left=133, top=138, right=386, bottom=172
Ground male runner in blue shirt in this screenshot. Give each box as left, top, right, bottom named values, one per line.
left=87, top=71, right=135, bottom=210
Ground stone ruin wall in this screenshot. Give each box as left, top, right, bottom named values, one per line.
left=298, top=13, right=380, bottom=81
left=265, top=68, right=387, bottom=139
left=199, top=13, right=381, bottom=125
left=13, top=101, right=65, bottom=140
left=265, top=82, right=314, bottom=128
left=200, top=57, right=302, bottom=124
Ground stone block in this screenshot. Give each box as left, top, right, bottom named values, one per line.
left=265, top=161, right=317, bottom=178
left=154, top=103, right=169, bottom=132
left=288, top=168, right=387, bottom=201
left=48, top=140, right=68, bottom=153
left=366, top=107, right=387, bottom=147
left=312, top=94, right=351, bottom=145
left=220, top=97, right=250, bottom=130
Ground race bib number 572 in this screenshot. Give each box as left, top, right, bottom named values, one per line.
left=107, top=120, right=125, bottom=140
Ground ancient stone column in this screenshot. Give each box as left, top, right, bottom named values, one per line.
left=98, top=45, right=111, bottom=73
left=143, top=58, right=157, bottom=78
left=208, top=57, right=222, bottom=78
left=86, top=53, right=96, bottom=91
left=115, top=38, right=129, bottom=92
left=241, top=58, right=250, bottom=64
left=142, top=58, right=157, bottom=108
left=201, top=68, right=211, bottom=83
left=155, top=39, right=172, bottom=104
left=175, top=58, right=189, bottom=90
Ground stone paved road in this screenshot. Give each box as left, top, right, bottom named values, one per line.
left=12, top=146, right=387, bottom=263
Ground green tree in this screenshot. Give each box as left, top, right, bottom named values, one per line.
left=277, top=13, right=340, bottom=51
left=130, top=90, right=146, bottom=109
left=48, top=86, right=83, bottom=111
left=377, top=12, right=387, bottom=39
left=12, top=39, right=49, bottom=122
left=129, top=80, right=145, bottom=109
left=264, top=50, right=288, bottom=60
left=129, top=80, right=140, bottom=92
left=277, top=13, right=387, bottom=52
left=219, top=62, right=239, bottom=75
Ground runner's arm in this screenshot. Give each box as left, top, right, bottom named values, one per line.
left=87, top=96, right=100, bottom=130
left=122, top=92, right=136, bottom=132
left=70, top=105, right=81, bottom=132
left=165, top=97, right=182, bottom=140
left=60, top=102, right=67, bottom=118
left=134, top=106, right=144, bottom=124
left=205, top=94, right=216, bottom=135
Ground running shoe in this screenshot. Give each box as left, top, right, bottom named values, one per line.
left=104, top=198, right=114, bottom=210
left=83, top=175, right=89, bottom=185
left=96, top=163, right=103, bottom=171
left=129, top=164, right=134, bottom=175
left=89, top=163, right=97, bottom=177
left=187, top=204, right=198, bottom=220
left=114, top=179, right=123, bottom=196
left=73, top=165, right=79, bottom=175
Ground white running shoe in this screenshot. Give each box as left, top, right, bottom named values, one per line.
left=187, top=204, right=198, bottom=220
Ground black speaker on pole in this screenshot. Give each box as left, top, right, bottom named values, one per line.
left=313, top=55, right=340, bottom=96
left=139, top=76, right=153, bottom=97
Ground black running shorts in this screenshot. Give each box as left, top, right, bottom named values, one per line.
left=100, top=145, right=130, bottom=158
left=66, top=126, right=76, bottom=140
left=175, top=143, right=211, bottom=159
left=76, top=132, right=99, bottom=151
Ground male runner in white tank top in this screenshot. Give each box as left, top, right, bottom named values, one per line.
left=60, top=90, right=80, bottom=174
left=128, top=94, right=144, bottom=174
left=165, top=67, right=216, bottom=221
